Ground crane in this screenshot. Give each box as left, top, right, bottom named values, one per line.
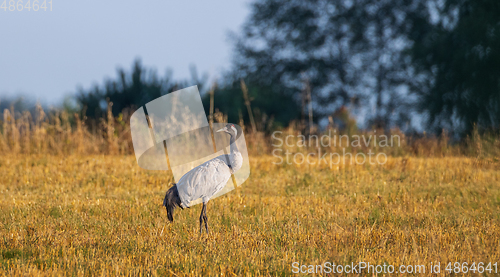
left=163, top=123, right=243, bottom=233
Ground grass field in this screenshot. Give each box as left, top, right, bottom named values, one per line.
left=1, top=154, right=499, bottom=276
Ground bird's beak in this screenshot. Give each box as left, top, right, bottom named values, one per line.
left=216, top=127, right=227, bottom=133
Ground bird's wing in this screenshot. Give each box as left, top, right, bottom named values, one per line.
left=176, top=156, right=232, bottom=205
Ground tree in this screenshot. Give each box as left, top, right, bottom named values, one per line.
left=201, top=82, right=301, bottom=130
left=231, top=0, right=420, bottom=130
left=76, top=59, right=206, bottom=119
left=409, top=0, right=500, bottom=134
left=351, top=0, right=423, bottom=130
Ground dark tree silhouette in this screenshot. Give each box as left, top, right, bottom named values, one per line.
left=230, top=0, right=422, bottom=130
left=76, top=59, right=206, bottom=120
left=409, top=0, right=500, bottom=134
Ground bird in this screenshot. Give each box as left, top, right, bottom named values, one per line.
left=163, top=123, right=243, bottom=233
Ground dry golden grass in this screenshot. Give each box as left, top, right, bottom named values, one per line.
left=3, top=104, right=500, bottom=159
left=1, top=104, right=500, bottom=275
left=1, top=154, right=499, bottom=276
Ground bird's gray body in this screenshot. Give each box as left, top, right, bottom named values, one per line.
left=176, top=124, right=243, bottom=207
left=176, top=152, right=242, bottom=207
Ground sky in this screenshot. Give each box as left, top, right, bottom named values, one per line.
left=0, top=0, right=251, bottom=104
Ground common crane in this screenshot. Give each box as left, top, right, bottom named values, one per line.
left=163, top=123, right=243, bottom=233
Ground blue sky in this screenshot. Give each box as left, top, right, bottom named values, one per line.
left=0, top=0, right=251, bottom=104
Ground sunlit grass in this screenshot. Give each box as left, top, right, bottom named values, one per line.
left=0, top=154, right=499, bottom=276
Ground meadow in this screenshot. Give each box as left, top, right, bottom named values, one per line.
left=1, top=153, right=499, bottom=276
left=1, top=106, right=500, bottom=276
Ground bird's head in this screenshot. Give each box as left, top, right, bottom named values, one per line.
left=216, top=123, right=238, bottom=138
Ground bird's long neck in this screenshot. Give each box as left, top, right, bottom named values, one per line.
left=227, top=134, right=243, bottom=173
left=229, top=135, right=239, bottom=154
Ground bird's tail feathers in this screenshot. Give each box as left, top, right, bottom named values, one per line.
left=163, top=184, right=182, bottom=222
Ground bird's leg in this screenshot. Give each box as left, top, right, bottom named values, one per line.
left=203, top=202, right=208, bottom=234
left=199, top=204, right=205, bottom=234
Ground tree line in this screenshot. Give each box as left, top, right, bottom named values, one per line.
left=75, top=0, right=500, bottom=137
